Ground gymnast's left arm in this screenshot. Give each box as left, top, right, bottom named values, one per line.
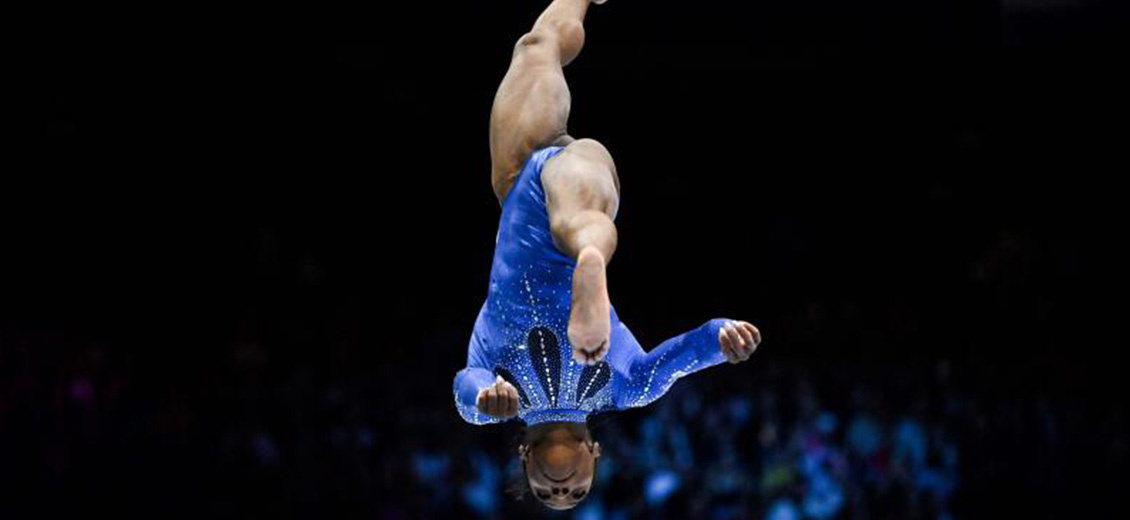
left=613, top=318, right=762, bottom=409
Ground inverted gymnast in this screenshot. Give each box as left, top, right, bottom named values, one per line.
left=453, top=0, right=763, bottom=510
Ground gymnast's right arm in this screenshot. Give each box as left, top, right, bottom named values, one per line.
left=453, top=342, right=521, bottom=425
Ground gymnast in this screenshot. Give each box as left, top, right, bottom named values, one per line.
left=453, top=0, right=763, bottom=509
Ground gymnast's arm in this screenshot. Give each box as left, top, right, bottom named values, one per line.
left=612, top=318, right=761, bottom=409
left=453, top=338, right=521, bottom=425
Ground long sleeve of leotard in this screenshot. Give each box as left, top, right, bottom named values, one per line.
left=453, top=326, right=511, bottom=425
left=611, top=318, right=732, bottom=410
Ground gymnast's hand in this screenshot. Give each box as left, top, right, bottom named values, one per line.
left=476, top=375, right=520, bottom=419
left=718, top=320, right=762, bottom=364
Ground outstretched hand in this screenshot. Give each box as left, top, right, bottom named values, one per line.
left=718, top=320, right=762, bottom=364
left=476, top=375, right=520, bottom=419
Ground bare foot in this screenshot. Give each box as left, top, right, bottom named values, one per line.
left=568, top=246, right=611, bottom=365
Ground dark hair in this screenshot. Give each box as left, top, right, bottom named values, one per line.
left=505, top=420, right=606, bottom=504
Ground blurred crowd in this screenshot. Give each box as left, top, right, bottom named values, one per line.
left=1, top=223, right=1123, bottom=519
left=3, top=329, right=1115, bottom=520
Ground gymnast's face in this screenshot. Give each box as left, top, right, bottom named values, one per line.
left=519, top=432, right=602, bottom=510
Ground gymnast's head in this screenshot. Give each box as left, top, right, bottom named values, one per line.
left=512, top=421, right=602, bottom=510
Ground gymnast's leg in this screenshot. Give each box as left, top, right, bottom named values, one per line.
left=489, top=0, right=594, bottom=203
left=487, top=0, right=619, bottom=366
left=544, top=139, right=619, bottom=366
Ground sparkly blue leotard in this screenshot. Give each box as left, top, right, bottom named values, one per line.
left=454, top=146, right=732, bottom=426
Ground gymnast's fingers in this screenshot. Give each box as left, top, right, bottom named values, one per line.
left=504, top=384, right=520, bottom=416
left=487, top=384, right=501, bottom=415
left=735, top=323, right=756, bottom=359
left=477, top=388, right=489, bottom=413
left=723, top=322, right=745, bottom=355
left=497, top=384, right=509, bottom=416
left=719, top=327, right=738, bottom=363
left=747, top=323, right=762, bottom=348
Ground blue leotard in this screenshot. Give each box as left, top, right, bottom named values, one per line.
left=454, top=146, right=732, bottom=426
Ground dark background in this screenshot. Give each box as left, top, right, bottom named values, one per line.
left=6, top=0, right=1128, bottom=518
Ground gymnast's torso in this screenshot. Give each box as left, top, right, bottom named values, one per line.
left=454, top=147, right=732, bottom=426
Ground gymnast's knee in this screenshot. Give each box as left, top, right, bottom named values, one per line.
left=515, top=19, right=585, bottom=59
left=563, top=139, right=619, bottom=197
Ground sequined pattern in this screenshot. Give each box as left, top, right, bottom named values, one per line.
left=453, top=147, right=732, bottom=426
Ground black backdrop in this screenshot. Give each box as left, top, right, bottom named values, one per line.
left=8, top=0, right=1129, bottom=518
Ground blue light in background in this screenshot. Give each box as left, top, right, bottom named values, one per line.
left=644, top=469, right=681, bottom=505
